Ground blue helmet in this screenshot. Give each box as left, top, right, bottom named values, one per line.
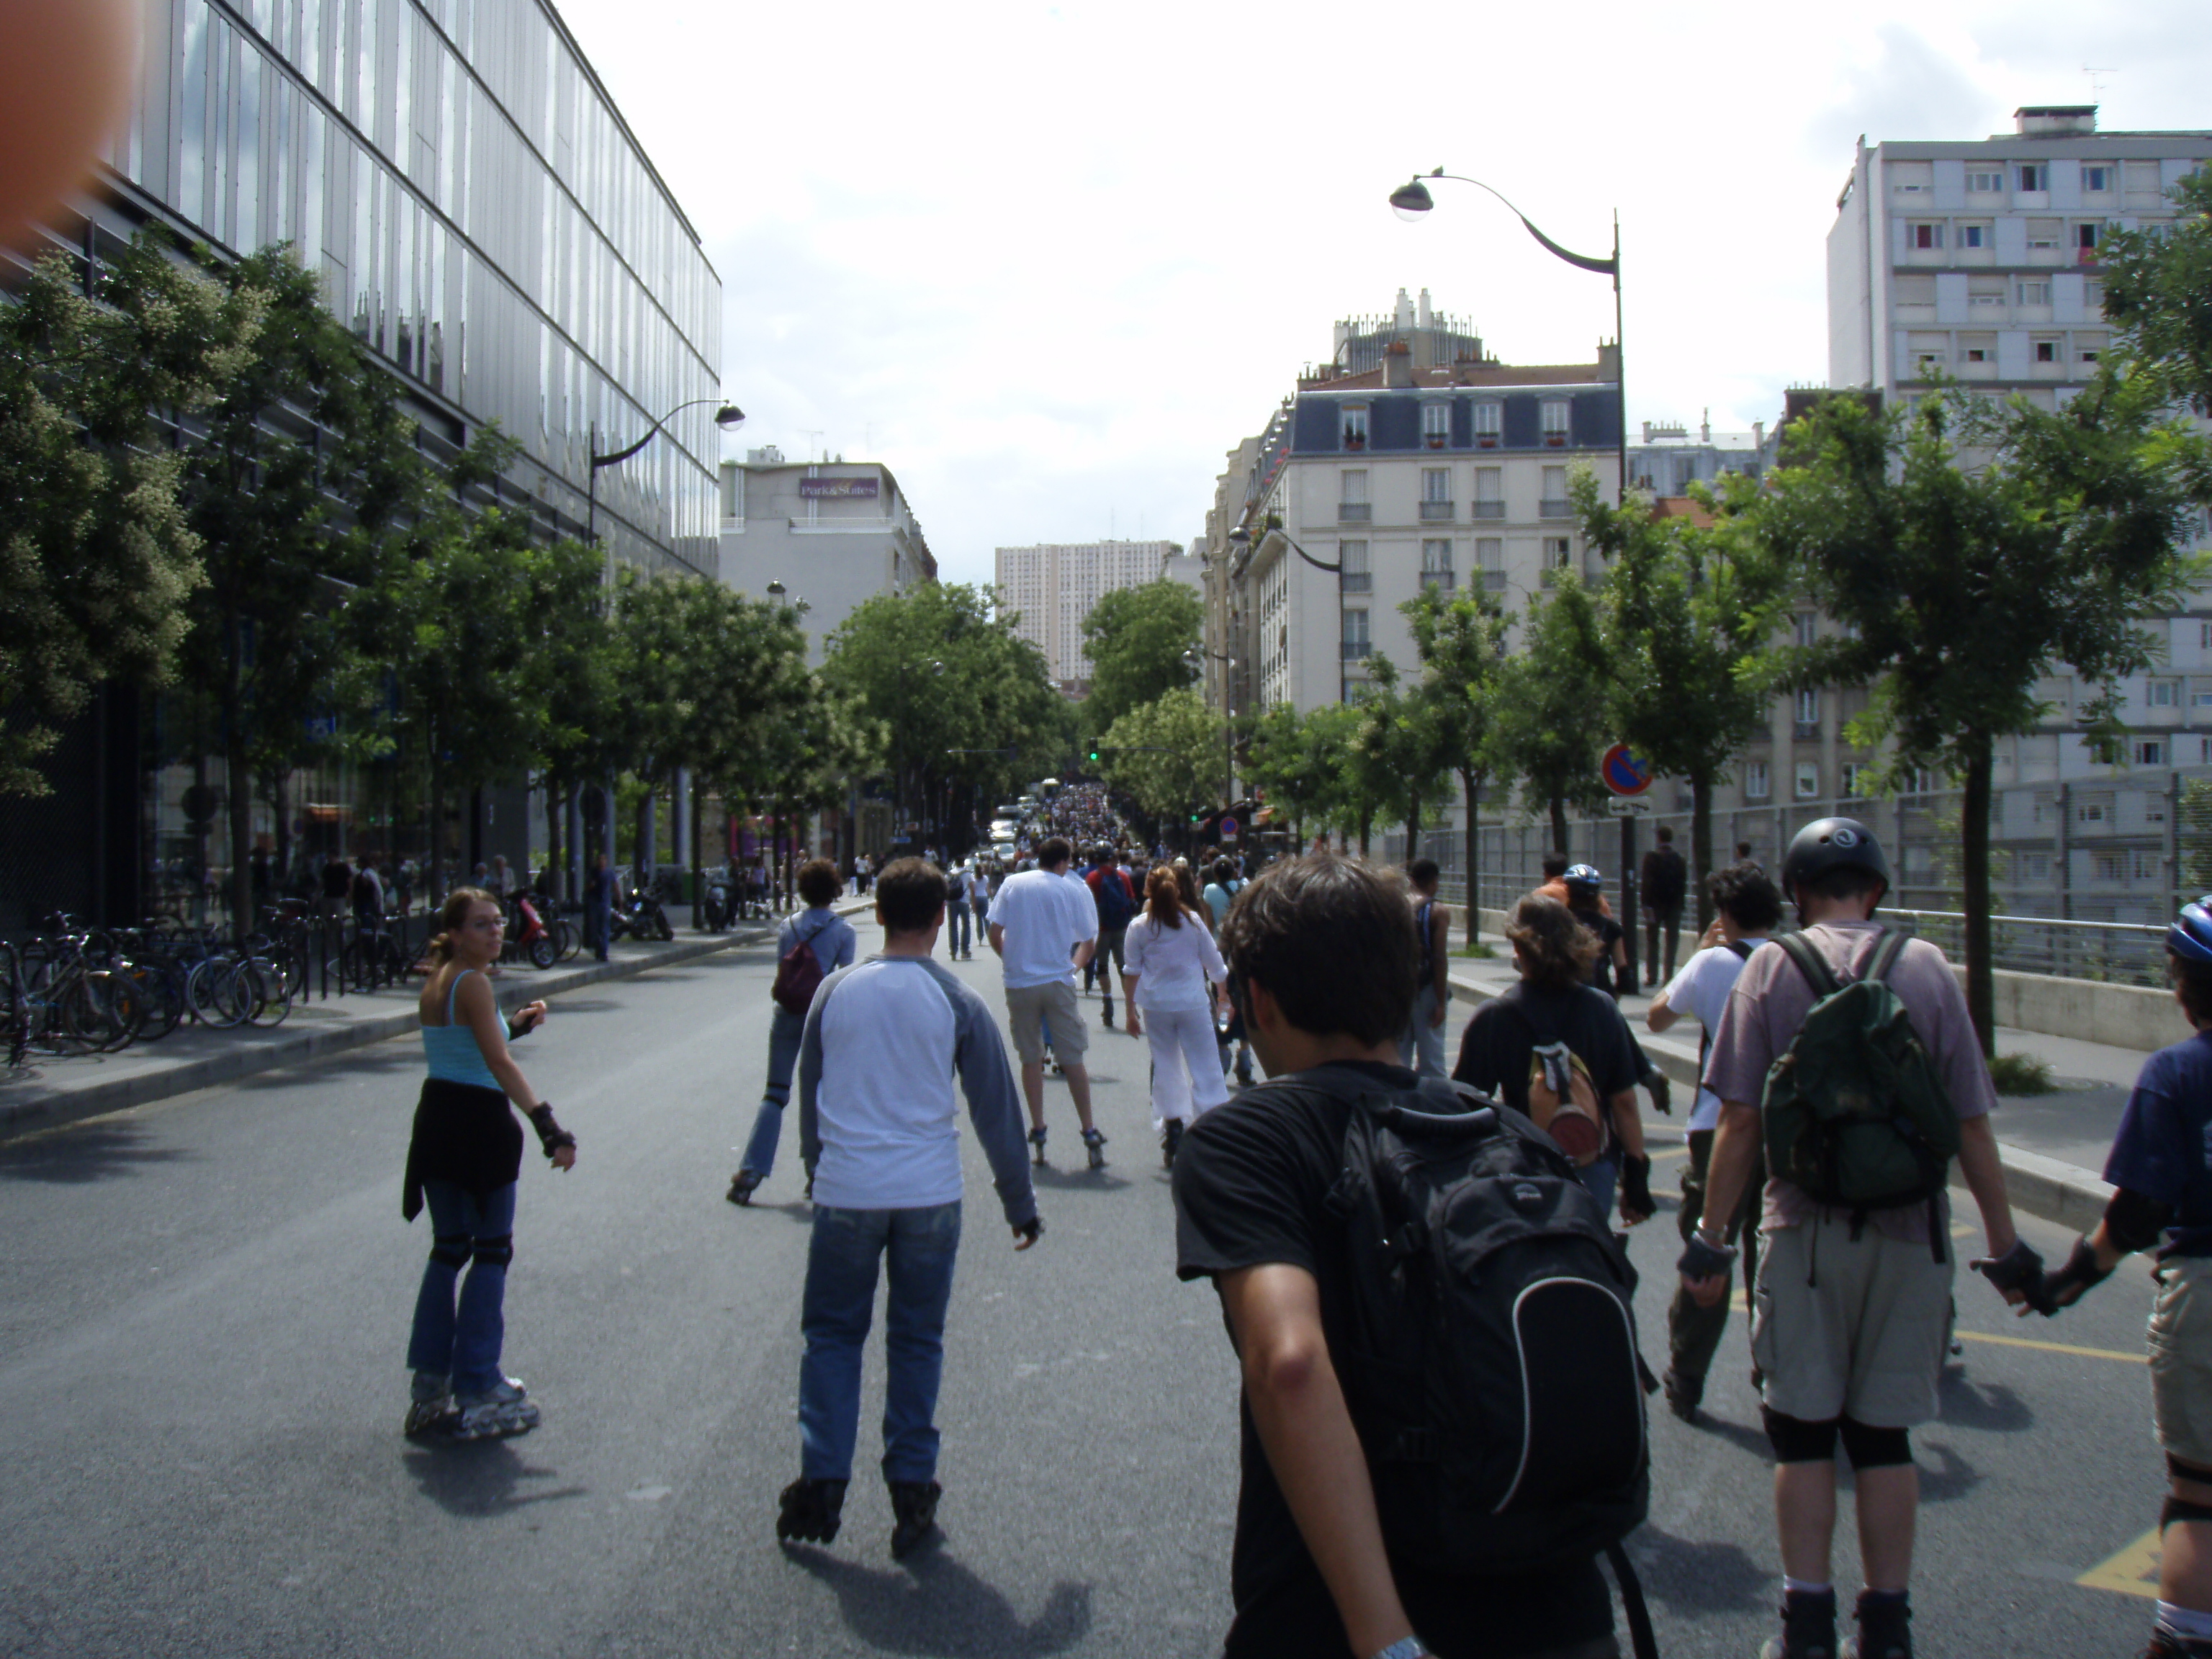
left=1563, top=863, right=1604, bottom=889
left=2170, top=897, right=2212, bottom=965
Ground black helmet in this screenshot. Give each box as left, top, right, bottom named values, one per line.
left=1780, top=817, right=1892, bottom=893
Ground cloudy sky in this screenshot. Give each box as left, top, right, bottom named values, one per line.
left=552, top=0, right=2208, bottom=589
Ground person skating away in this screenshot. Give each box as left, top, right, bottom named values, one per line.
left=1123, top=865, right=1231, bottom=1168
left=989, top=837, right=1106, bottom=1168
left=778, top=858, right=1043, bottom=1555
left=1202, top=858, right=1255, bottom=1086
left=1397, top=858, right=1452, bottom=1079
left=401, top=888, right=574, bottom=1440
left=943, top=861, right=973, bottom=959
left=2011, top=896, right=2212, bottom=1659
left=1084, top=844, right=1142, bottom=1035
left=1172, top=854, right=1623, bottom=1659
left=1643, top=860, right=1783, bottom=1422
left=1683, top=819, right=2038, bottom=1659
left=1638, top=827, right=1687, bottom=990
left=968, top=860, right=992, bottom=953
left=729, top=858, right=858, bottom=1205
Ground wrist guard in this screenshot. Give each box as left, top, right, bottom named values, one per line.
left=1677, top=1231, right=1737, bottom=1281
left=2037, top=1235, right=2113, bottom=1313
left=1016, top=1215, right=1044, bottom=1246
left=1973, top=1238, right=2045, bottom=1298
left=528, top=1102, right=575, bottom=1159
left=1621, top=1155, right=1655, bottom=1217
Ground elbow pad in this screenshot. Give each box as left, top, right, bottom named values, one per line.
left=2105, top=1187, right=2174, bottom=1257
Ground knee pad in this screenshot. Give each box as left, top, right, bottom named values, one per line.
left=2170, top=1454, right=2212, bottom=1487
left=2163, top=1496, right=2212, bottom=1530
left=1838, top=1418, right=1912, bottom=1469
left=1763, top=1406, right=1840, bottom=1464
left=429, top=1234, right=469, bottom=1269
left=472, top=1233, right=513, bottom=1270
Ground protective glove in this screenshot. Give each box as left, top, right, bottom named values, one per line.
left=1970, top=1238, right=2046, bottom=1305
left=527, top=1102, right=576, bottom=1161
left=2031, top=1236, right=2112, bottom=1315
left=1676, top=1231, right=1737, bottom=1282
left=1620, top=1155, right=1655, bottom=1224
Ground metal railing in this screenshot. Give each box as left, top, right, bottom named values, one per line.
left=1881, top=907, right=2167, bottom=986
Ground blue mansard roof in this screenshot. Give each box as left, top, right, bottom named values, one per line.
left=1290, top=385, right=1620, bottom=456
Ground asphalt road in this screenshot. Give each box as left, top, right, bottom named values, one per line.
left=0, top=917, right=2175, bottom=1658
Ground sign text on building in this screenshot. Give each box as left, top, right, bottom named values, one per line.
left=797, top=477, right=879, bottom=500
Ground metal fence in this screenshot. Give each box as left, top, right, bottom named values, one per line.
left=1376, top=768, right=2197, bottom=986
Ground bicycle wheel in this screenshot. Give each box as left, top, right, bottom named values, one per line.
left=555, top=918, right=580, bottom=963
left=243, top=958, right=292, bottom=1027
left=120, top=961, right=184, bottom=1040
left=187, top=957, right=228, bottom=1024
left=62, top=970, right=140, bottom=1052
left=207, top=959, right=258, bottom=1028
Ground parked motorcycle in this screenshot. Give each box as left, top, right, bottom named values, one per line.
left=606, top=874, right=675, bottom=944
left=701, top=866, right=734, bottom=933
left=505, top=890, right=559, bottom=970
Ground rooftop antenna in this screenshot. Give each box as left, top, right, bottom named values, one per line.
left=2083, top=64, right=2116, bottom=102
left=798, top=428, right=824, bottom=462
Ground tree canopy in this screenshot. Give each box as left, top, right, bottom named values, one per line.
left=1080, top=578, right=1202, bottom=734
left=1099, top=688, right=1220, bottom=828
left=1490, top=568, right=1612, bottom=853
left=1403, top=585, right=1513, bottom=939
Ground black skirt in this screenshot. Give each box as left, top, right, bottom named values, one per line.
left=403, top=1076, right=524, bottom=1220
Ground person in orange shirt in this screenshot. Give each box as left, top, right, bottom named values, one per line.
left=1534, top=852, right=1611, bottom=917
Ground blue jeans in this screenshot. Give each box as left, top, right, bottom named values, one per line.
left=406, top=1179, right=518, bottom=1393
left=1580, top=1156, right=1619, bottom=1220
left=1396, top=985, right=1447, bottom=1078
left=799, top=1201, right=963, bottom=1483
left=739, top=1005, right=806, bottom=1180
left=946, top=902, right=971, bottom=956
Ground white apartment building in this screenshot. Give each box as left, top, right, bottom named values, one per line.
left=719, top=452, right=936, bottom=662
left=995, top=539, right=1184, bottom=689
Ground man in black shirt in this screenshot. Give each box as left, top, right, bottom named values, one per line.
left=1174, top=855, right=1618, bottom=1659
left=1638, top=827, right=1687, bottom=989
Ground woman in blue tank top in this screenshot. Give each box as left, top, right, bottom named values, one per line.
left=401, top=886, right=575, bottom=1440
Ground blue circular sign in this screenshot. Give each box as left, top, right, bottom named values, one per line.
left=1600, top=744, right=1653, bottom=796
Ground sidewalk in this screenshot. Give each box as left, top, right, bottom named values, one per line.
left=0, top=896, right=875, bottom=1141
left=1442, top=945, right=2165, bottom=1235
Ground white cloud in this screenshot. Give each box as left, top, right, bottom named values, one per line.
left=554, top=0, right=2212, bottom=585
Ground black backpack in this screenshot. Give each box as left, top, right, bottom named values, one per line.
left=1302, top=1069, right=1658, bottom=1656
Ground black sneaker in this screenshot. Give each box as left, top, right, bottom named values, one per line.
left=2145, top=1630, right=2212, bottom=1659
left=1662, top=1368, right=1702, bottom=1422
left=1760, top=1592, right=1837, bottom=1659
left=889, top=1478, right=942, bottom=1558
left=1161, top=1118, right=1184, bottom=1168
left=1840, top=1593, right=1910, bottom=1659
left=776, top=1476, right=848, bottom=1545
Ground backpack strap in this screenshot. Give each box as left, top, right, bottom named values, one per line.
left=1862, top=927, right=1909, bottom=986
left=1773, top=931, right=1843, bottom=1000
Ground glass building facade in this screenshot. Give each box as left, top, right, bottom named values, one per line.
left=104, top=0, right=722, bottom=575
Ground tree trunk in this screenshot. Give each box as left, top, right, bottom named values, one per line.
left=1691, top=773, right=1714, bottom=935
left=1358, top=811, right=1372, bottom=858
left=224, top=613, right=252, bottom=943
left=427, top=745, right=444, bottom=902
left=1462, top=766, right=1482, bottom=945
left=1549, top=794, right=1569, bottom=858
left=1961, top=735, right=1996, bottom=1057
left=689, top=779, right=705, bottom=929
left=545, top=778, right=565, bottom=902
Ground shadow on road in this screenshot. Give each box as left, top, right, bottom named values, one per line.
left=1938, top=1371, right=2034, bottom=1433
left=0, top=1120, right=193, bottom=1183
left=785, top=1542, right=1092, bottom=1657
left=1676, top=1409, right=1774, bottom=1463
left=402, top=1439, right=590, bottom=1517
left=1628, top=1524, right=1770, bottom=1614
left=240, top=1046, right=416, bottom=1089
left=1030, top=1166, right=1132, bottom=1193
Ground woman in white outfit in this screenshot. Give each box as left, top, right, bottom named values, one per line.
left=1121, top=864, right=1231, bottom=1169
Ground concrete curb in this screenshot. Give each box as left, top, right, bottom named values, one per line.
left=0, top=900, right=871, bottom=1142
left=1444, top=969, right=2113, bottom=1235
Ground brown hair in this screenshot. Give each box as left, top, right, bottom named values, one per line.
left=2170, top=950, right=2212, bottom=1025
left=427, top=886, right=500, bottom=966
left=1218, top=853, right=1415, bottom=1046
left=1174, top=863, right=1202, bottom=917
left=1144, top=864, right=1185, bottom=929
left=1506, top=894, right=1601, bottom=992
left=797, top=858, right=840, bottom=908
left=876, top=858, right=947, bottom=935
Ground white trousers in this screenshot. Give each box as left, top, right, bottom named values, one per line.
left=1141, top=1002, right=1231, bottom=1131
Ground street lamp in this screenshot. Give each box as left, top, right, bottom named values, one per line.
left=1226, top=521, right=1340, bottom=574
left=1387, top=168, right=1626, bottom=508
left=1184, top=646, right=1239, bottom=806
left=588, top=397, right=746, bottom=544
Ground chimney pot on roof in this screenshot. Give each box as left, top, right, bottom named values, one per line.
left=1395, top=288, right=1414, bottom=330
left=1383, top=340, right=1415, bottom=389
left=1417, top=287, right=1433, bottom=330
left=2015, top=104, right=2097, bottom=136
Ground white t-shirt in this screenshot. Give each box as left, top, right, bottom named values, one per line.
left=989, top=866, right=1100, bottom=989
left=1663, top=936, right=1770, bottom=1130
left=1123, top=909, right=1228, bottom=1012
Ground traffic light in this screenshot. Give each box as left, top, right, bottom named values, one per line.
left=1088, top=747, right=1101, bottom=763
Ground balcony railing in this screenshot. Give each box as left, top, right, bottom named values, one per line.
left=1794, top=720, right=1821, bottom=740
left=1473, top=500, right=1506, bottom=519
left=1419, top=500, right=1455, bottom=521
left=1481, top=569, right=1507, bottom=593
left=1421, top=571, right=1455, bottom=590
left=1539, top=498, right=1573, bottom=519
left=1341, top=641, right=1371, bottom=660
left=1338, top=503, right=1371, bottom=522
left=1339, top=571, right=1372, bottom=593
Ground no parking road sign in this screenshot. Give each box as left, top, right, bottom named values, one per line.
left=1599, top=743, right=1653, bottom=797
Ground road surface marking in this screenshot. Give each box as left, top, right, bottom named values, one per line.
left=2077, top=1528, right=2162, bottom=1599
left=1954, top=1329, right=2143, bottom=1364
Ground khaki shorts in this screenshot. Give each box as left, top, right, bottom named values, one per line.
left=1750, top=1212, right=1954, bottom=1428
left=2150, top=1256, right=2212, bottom=1473
left=1004, top=980, right=1089, bottom=1067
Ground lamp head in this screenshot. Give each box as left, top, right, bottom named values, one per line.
left=1388, top=176, right=1436, bottom=222
left=1227, top=525, right=1253, bottom=547
left=715, top=404, right=746, bottom=428
left=767, top=580, right=786, bottom=597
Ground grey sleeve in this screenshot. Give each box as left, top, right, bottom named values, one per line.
left=796, top=966, right=855, bottom=1170
left=926, top=962, right=1038, bottom=1226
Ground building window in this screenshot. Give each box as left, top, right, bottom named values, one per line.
left=1478, top=537, right=1505, bottom=593
left=1743, top=760, right=1771, bottom=799
left=1473, top=467, right=1503, bottom=518
left=1969, top=169, right=2003, bottom=193
left=1341, top=608, right=1370, bottom=660
left=1422, top=403, right=1450, bottom=449
left=1794, top=688, right=1820, bottom=738
left=2018, top=280, right=2051, bottom=305
left=1840, top=761, right=1870, bottom=797
left=1421, top=539, right=1455, bottom=589
left=1342, top=405, right=1369, bottom=451
left=2035, top=338, right=2059, bottom=363
left=1539, top=536, right=1572, bottom=585
left=2085, top=165, right=2112, bottom=192
left=1540, top=465, right=1571, bottom=518
left=1419, top=467, right=1453, bottom=520
left=2151, top=678, right=2178, bottom=708
left=1339, top=540, right=1370, bottom=594
left=1541, top=400, right=1570, bottom=447
left=1793, top=612, right=1817, bottom=647
left=1964, top=346, right=1989, bottom=362
left=1910, top=222, right=1943, bottom=248
left=1339, top=469, right=1370, bottom=523
left=2141, top=739, right=2169, bottom=766
left=1474, top=402, right=1501, bottom=447
left=2077, top=221, right=2103, bottom=254
left=1795, top=761, right=1821, bottom=799
left=1960, top=223, right=1987, bottom=248
left=2018, top=163, right=2046, bottom=192
left=2093, top=851, right=2126, bottom=882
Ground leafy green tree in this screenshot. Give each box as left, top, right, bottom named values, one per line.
left=1491, top=570, right=1612, bottom=853
left=1341, top=657, right=1452, bottom=858
left=2101, top=166, right=2212, bottom=410
left=1240, top=703, right=1346, bottom=843
left=1100, top=688, right=1220, bottom=835
left=0, top=236, right=261, bottom=796
left=1081, top=578, right=1203, bottom=735
left=1403, top=586, right=1513, bottom=942
left=1759, top=382, right=2208, bottom=1051
left=1577, top=470, right=1794, bottom=930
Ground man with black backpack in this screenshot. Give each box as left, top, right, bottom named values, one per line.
left=1174, top=854, right=1645, bottom=1659
left=1681, top=819, right=2040, bottom=1659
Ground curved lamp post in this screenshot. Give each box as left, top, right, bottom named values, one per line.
left=1387, top=169, right=1626, bottom=507
left=1184, top=646, right=1239, bottom=806
left=1226, top=521, right=1340, bottom=574
left=588, top=397, right=746, bottom=545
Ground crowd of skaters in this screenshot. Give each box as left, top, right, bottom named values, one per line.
left=391, top=800, right=2212, bottom=1659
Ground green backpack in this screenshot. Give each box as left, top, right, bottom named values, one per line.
left=1762, top=930, right=1961, bottom=1255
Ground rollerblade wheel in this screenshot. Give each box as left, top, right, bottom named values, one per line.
left=1028, top=1128, right=1048, bottom=1166
left=1083, top=1130, right=1107, bottom=1170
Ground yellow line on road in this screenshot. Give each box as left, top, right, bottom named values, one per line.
left=1650, top=1147, right=1689, bottom=1163
left=1954, top=1329, right=2143, bottom=1364
left=2077, top=1528, right=2162, bottom=1599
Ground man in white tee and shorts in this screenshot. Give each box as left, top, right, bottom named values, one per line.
left=988, top=837, right=1104, bottom=1166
